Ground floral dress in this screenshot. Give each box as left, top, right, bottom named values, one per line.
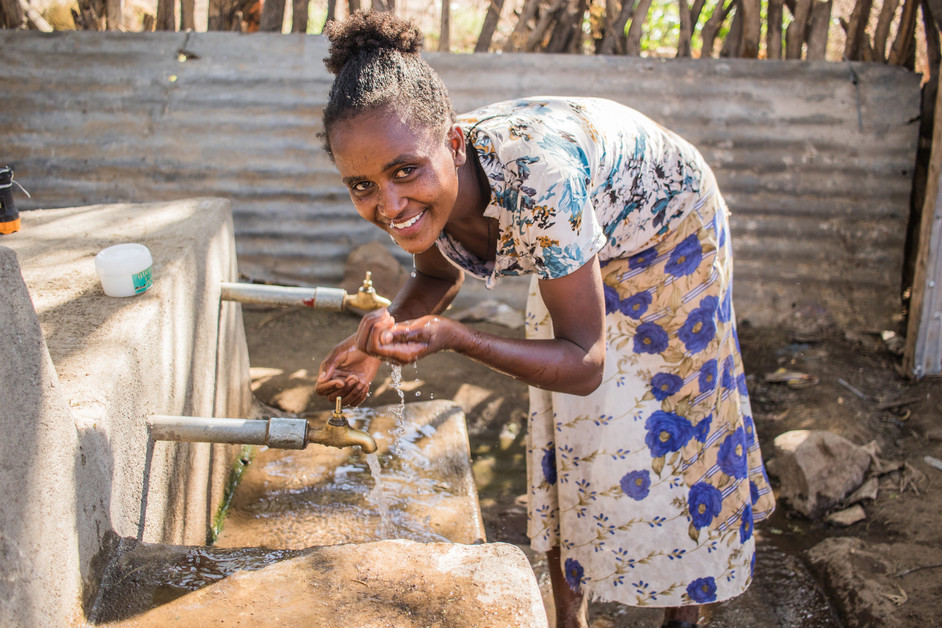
left=440, top=97, right=775, bottom=608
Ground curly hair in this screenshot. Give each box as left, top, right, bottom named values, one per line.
left=321, top=10, right=456, bottom=156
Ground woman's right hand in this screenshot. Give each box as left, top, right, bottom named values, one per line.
left=315, top=334, right=382, bottom=406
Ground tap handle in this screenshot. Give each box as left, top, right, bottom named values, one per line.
left=328, top=396, right=349, bottom=426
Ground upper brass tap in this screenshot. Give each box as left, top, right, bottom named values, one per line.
left=306, top=397, right=378, bottom=453
left=343, top=271, right=392, bottom=313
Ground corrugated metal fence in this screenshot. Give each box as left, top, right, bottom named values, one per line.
left=0, top=30, right=920, bottom=329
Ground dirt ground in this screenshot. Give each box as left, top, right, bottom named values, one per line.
left=241, top=299, right=942, bottom=627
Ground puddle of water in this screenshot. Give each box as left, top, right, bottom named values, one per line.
left=91, top=542, right=302, bottom=624
left=213, top=400, right=482, bottom=550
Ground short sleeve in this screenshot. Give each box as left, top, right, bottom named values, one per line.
left=466, top=111, right=606, bottom=280
left=517, top=162, right=606, bottom=279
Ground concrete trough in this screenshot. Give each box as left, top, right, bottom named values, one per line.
left=0, top=198, right=546, bottom=626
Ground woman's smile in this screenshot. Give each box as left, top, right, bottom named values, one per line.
left=390, top=209, right=426, bottom=231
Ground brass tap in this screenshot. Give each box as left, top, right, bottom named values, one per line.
left=343, top=271, right=392, bottom=313
left=307, top=397, right=378, bottom=453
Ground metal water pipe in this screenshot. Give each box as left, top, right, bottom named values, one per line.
left=220, top=271, right=391, bottom=314
left=148, top=398, right=377, bottom=453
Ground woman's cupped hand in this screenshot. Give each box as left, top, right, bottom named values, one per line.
left=355, top=308, right=456, bottom=365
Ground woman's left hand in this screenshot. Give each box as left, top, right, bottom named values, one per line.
left=357, top=312, right=458, bottom=365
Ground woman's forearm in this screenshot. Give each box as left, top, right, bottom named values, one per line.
left=448, top=319, right=604, bottom=396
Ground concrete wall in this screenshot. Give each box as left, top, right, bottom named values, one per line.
left=0, top=30, right=921, bottom=330
left=0, top=198, right=254, bottom=625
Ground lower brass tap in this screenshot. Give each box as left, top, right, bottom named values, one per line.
left=307, top=397, right=378, bottom=453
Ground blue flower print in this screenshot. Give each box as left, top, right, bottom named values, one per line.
left=645, top=411, right=695, bottom=457
left=717, top=427, right=748, bottom=479
left=718, top=287, right=732, bottom=323
left=542, top=446, right=557, bottom=485
left=698, top=359, right=718, bottom=394
left=688, top=482, right=722, bottom=529
left=740, top=504, right=754, bottom=543
left=603, top=283, right=622, bottom=315
left=622, top=291, right=652, bottom=319
left=665, top=233, right=702, bottom=278
left=699, top=295, right=719, bottom=316
left=565, top=557, right=584, bottom=591
left=686, top=576, right=717, bottom=603
left=633, top=322, right=669, bottom=355
left=743, top=413, right=756, bottom=447
left=750, top=480, right=760, bottom=505
left=629, top=246, right=658, bottom=270
left=650, top=372, right=683, bottom=401
left=721, top=356, right=735, bottom=390
left=620, top=470, right=651, bottom=500
left=694, top=414, right=712, bottom=442
left=678, top=303, right=716, bottom=354
left=736, top=373, right=749, bottom=397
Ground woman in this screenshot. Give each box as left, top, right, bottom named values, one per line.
left=314, top=11, right=775, bottom=628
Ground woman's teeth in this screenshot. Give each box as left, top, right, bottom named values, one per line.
left=391, top=211, right=424, bottom=230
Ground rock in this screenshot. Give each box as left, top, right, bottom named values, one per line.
left=106, top=540, right=549, bottom=627
left=450, top=299, right=526, bottom=329
left=341, top=241, right=409, bottom=302
left=824, top=504, right=867, bottom=526
left=773, top=430, right=871, bottom=518
left=844, top=476, right=879, bottom=505
left=805, top=537, right=939, bottom=627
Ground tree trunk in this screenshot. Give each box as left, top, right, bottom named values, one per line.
left=208, top=0, right=235, bottom=30
left=872, top=0, right=901, bottom=60
left=805, top=0, right=832, bottom=59
left=293, top=0, right=307, bottom=31
left=180, top=0, right=194, bottom=29
left=598, top=0, right=634, bottom=54
left=767, top=0, right=783, bottom=58
left=923, top=0, right=941, bottom=82
left=785, top=0, right=812, bottom=59
left=738, top=0, right=761, bottom=57
left=348, top=0, right=361, bottom=13
left=260, top=0, right=285, bottom=30
left=843, top=0, right=874, bottom=60
left=475, top=0, right=505, bottom=52
left=677, top=0, right=693, bottom=56
left=546, top=0, right=587, bottom=52
left=690, top=0, right=706, bottom=23
left=700, top=0, right=733, bottom=57
left=503, top=0, right=541, bottom=51
left=372, top=0, right=394, bottom=11
left=720, top=7, right=742, bottom=56
left=888, top=0, right=919, bottom=67
left=624, top=0, right=653, bottom=55
left=0, top=0, right=25, bottom=28
left=439, top=0, right=450, bottom=51
left=155, top=0, right=177, bottom=30
left=526, top=0, right=567, bottom=51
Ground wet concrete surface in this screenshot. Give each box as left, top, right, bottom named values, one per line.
left=214, top=400, right=486, bottom=549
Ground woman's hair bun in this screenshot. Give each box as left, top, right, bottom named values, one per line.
left=323, top=10, right=423, bottom=75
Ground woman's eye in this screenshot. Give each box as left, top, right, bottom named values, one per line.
left=395, top=166, right=417, bottom=179
left=351, top=181, right=372, bottom=193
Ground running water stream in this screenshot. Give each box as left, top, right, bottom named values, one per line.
left=363, top=363, right=408, bottom=538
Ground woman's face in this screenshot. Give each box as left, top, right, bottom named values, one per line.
left=329, top=109, right=466, bottom=255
